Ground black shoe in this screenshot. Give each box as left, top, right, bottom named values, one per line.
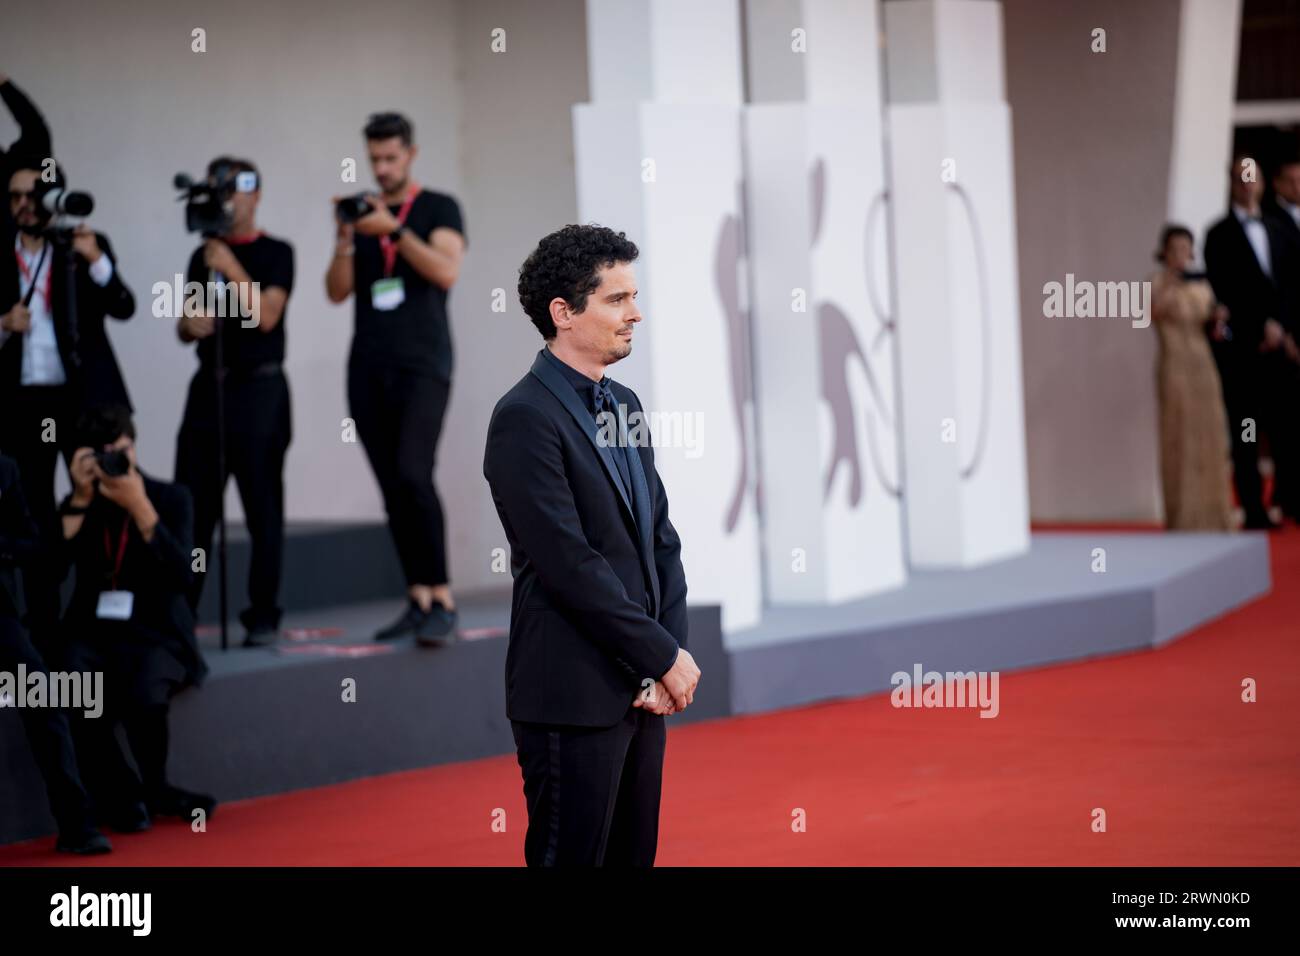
left=148, top=784, right=217, bottom=820
left=242, top=624, right=279, bottom=648
left=103, top=801, right=151, bottom=833
left=415, top=602, right=458, bottom=648
left=55, top=827, right=113, bottom=855
left=1244, top=515, right=1281, bottom=531
left=374, top=600, right=426, bottom=641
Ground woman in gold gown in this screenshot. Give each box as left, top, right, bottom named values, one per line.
left=1150, top=225, right=1234, bottom=531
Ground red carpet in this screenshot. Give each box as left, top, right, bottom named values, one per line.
left=3, top=529, right=1297, bottom=867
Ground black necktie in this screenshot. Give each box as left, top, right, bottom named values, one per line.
left=591, top=380, right=635, bottom=516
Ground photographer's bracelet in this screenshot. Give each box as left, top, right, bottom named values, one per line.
left=59, top=494, right=90, bottom=516
left=335, top=244, right=355, bottom=257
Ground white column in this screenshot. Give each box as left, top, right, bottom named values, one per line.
left=884, top=0, right=1031, bottom=568
left=744, top=0, right=907, bottom=602
left=1167, top=0, right=1244, bottom=249
left=574, top=0, right=762, bottom=631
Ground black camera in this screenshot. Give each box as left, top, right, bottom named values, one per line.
left=174, top=160, right=259, bottom=236
left=95, top=448, right=131, bottom=478
left=335, top=193, right=374, bottom=224
left=174, top=170, right=235, bottom=236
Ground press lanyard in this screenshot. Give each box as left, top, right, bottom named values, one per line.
left=103, top=518, right=130, bottom=590
left=378, top=185, right=419, bottom=278
left=15, top=240, right=52, bottom=309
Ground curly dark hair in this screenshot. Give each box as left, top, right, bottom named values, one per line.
left=517, top=224, right=639, bottom=339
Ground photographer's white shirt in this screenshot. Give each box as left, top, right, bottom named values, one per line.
left=4, top=234, right=114, bottom=385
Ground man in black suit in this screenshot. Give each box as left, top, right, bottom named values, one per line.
left=59, top=405, right=213, bottom=831
left=0, top=453, right=110, bottom=853
left=1204, top=153, right=1300, bottom=528
left=0, top=157, right=135, bottom=647
left=484, top=224, right=701, bottom=867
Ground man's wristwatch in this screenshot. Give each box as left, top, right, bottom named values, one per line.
left=388, top=224, right=407, bottom=242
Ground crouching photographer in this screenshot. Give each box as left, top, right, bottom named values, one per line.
left=59, top=405, right=214, bottom=831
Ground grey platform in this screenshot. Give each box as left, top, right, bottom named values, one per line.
left=0, top=529, right=1270, bottom=846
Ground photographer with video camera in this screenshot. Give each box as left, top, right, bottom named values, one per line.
left=60, top=404, right=214, bottom=830
left=173, top=156, right=293, bottom=647
left=0, top=156, right=135, bottom=650
left=324, top=112, right=466, bottom=645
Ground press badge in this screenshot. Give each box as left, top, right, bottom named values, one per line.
left=96, top=590, right=134, bottom=621
left=370, top=277, right=406, bottom=311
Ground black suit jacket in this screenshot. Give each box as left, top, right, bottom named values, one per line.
left=484, top=349, right=689, bottom=727
left=1204, top=211, right=1298, bottom=363
left=0, top=228, right=136, bottom=410
left=1265, top=199, right=1300, bottom=316
left=61, top=472, right=207, bottom=688
left=0, top=454, right=41, bottom=621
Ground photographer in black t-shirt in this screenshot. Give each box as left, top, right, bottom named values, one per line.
left=325, top=112, right=466, bottom=645
left=174, top=157, right=294, bottom=647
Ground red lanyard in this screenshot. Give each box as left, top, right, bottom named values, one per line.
left=378, top=185, right=419, bottom=278
left=103, top=518, right=130, bottom=591
left=14, top=242, right=52, bottom=308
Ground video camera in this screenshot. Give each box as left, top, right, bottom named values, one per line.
left=173, top=161, right=259, bottom=236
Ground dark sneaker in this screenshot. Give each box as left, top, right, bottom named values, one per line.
left=374, top=600, right=426, bottom=641
left=242, top=624, right=279, bottom=648
left=56, top=827, right=112, bottom=855
left=148, top=785, right=217, bottom=820
left=415, top=602, right=458, bottom=648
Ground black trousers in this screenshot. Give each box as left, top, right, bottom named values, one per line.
left=63, top=628, right=186, bottom=816
left=175, top=368, right=291, bottom=631
left=1216, top=350, right=1300, bottom=523
left=511, top=703, right=666, bottom=867
left=0, top=384, right=77, bottom=647
left=347, top=360, right=451, bottom=586
left=0, top=615, right=94, bottom=835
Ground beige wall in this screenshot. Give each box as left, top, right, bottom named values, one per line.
left=0, top=0, right=461, bottom=522
left=1, top=0, right=589, bottom=593
left=440, top=0, right=588, bottom=592
left=1002, top=0, right=1182, bottom=522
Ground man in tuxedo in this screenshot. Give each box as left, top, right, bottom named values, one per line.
left=484, top=224, right=701, bottom=866
left=0, top=453, right=110, bottom=853
left=0, top=158, right=135, bottom=647
left=1204, top=153, right=1300, bottom=527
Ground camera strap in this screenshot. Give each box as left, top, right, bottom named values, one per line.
left=14, top=239, right=52, bottom=309
left=379, top=185, right=419, bottom=277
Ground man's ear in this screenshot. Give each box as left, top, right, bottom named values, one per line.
left=550, top=298, right=572, bottom=333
